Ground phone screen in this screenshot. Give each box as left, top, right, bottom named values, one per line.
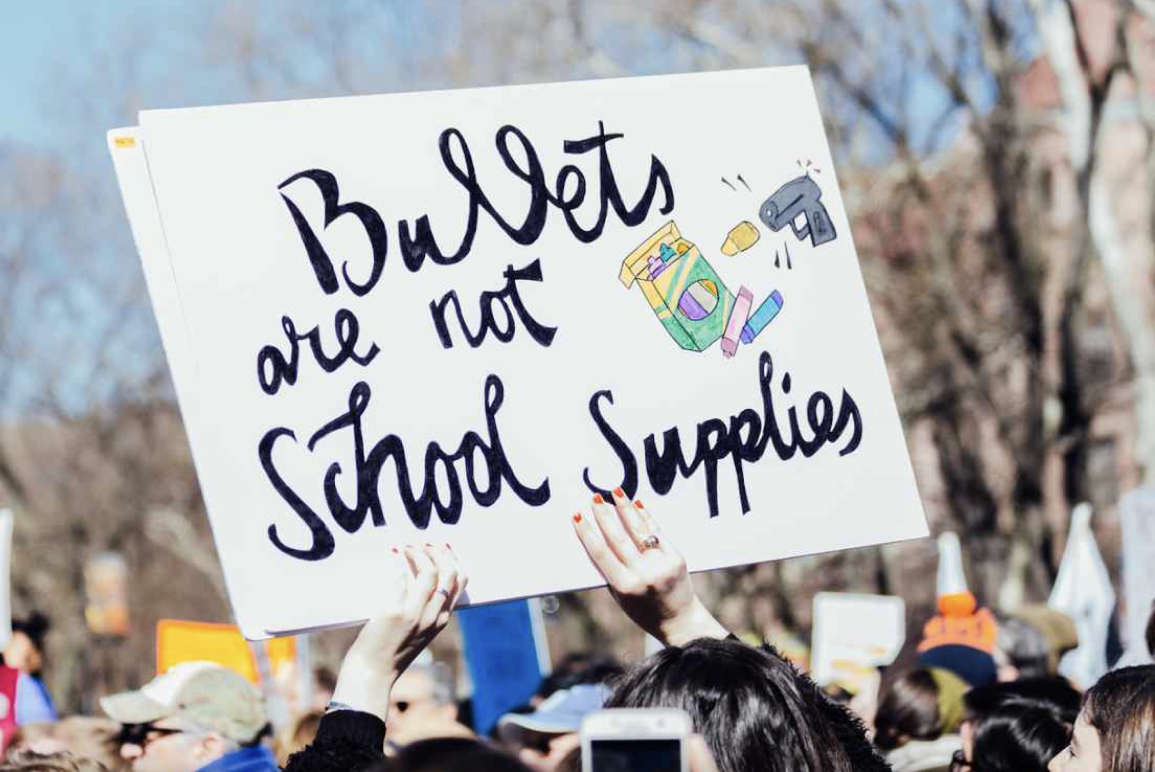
left=589, top=739, right=682, bottom=772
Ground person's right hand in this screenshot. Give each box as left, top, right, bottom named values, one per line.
left=331, top=544, right=466, bottom=722
left=688, top=735, right=720, bottom=772
left=571, top=489, right=728, bottom=647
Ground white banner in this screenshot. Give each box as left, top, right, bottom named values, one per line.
left=108, top=68, right=927, bottom=637
left=1120, top=485, right=1155, bottom=659
left=1050, top=503, right=1115, bottom=686
left=811, top=592, right=905, bottom=689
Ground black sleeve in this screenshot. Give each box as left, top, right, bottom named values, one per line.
left=283, top=710, right=387, bottom=772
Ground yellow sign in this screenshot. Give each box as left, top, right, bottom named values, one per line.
left=156, top=619, right=296, bottom=684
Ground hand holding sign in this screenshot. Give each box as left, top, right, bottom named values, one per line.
left=572, top=491, right=728, bottom=647
left=332, top=544, right=466, bottom=722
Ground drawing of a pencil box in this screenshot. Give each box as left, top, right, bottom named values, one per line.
left=619, top=221, right=735, bottom=352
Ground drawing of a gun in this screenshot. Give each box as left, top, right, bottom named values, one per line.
left=758, top=175, right=837, bottom=247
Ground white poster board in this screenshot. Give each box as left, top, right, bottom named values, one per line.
left=811, top=592, right=905, bottom=689
left=0, top=510, right=11, bottom=648
left=1120, top=485, right=1155, bottom=659
left=109, top=67, right=928, bottom=638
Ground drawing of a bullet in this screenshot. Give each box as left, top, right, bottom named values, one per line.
left=721, top=286, right=753, bottom=358
left=721, top=221, right=761, bottom=256
left=740, top=290, right=784, bottom=344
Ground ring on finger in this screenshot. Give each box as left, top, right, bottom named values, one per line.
left=640, top=535, right=660, bottom=551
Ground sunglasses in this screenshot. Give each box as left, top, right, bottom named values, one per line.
left=116, top=724, right=186, bottom=750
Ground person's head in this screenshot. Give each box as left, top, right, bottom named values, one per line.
left=497, top=685, right=609, bottom=772
left=604, top=637, right=853, bottom=772
left=874, top=667, right=967, bottom=751
left=995, top=617, right=1051, bottom=681
left=5, top=614, right=50, bottom=676
left=387, top=662, right=459, bottom=740
left=24, top=717, right=127, bottom=772
left=381, top=737, right=533, bottom=772
left=960, top=676, right=1080, bottom=763
left=274, top=709, right=322, bottom=768
left=963, top=701, right=1071, bottom=772
left=0, top=750, right=107, bottom=772
left=100, top=662, right=268, bottom=772
left=1049, top=665, right=1155, bottom=772
left=310, top=667, right=337, bottom=712
left=533, top=654, right=621, bottom=705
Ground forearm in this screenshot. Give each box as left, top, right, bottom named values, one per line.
left=330, top=647, right=396, bottom=723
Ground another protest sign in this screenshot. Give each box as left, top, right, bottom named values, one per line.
left=156, top=619, right=297, bottom=685
left=459, top=598, right=549, bottom=735
left=1120, top=485, right=1155, bottom=659
left=0, top=510, right=11, bottom=649
left=109, top=67, right=928, bottom=637
left=811, top=592, right=905, bottom=693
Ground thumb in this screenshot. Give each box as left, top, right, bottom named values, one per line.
left=687, top=735, right=719, bottom=772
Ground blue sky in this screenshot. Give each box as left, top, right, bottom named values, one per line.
left=1, top=1, right=164, bottom=147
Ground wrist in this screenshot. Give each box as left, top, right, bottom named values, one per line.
left=658, top=601, right=729, bottom=647
left=331, top=649, right=398, bottom=721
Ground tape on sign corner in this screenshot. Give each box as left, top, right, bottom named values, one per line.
left=113, top=136, right=136, bottom=149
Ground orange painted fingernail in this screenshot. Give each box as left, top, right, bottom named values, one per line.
left=634, top=500, right=644, bottom=509
left=593, top=493, right=603, bottom=504
left=613, top=487, right=625, bottom=498
left=573, top=512, right=582, bottom=523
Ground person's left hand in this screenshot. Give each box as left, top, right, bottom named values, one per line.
left=571, top=489, right=727, bottom=647
left=331, top=544, right=466, bottom=721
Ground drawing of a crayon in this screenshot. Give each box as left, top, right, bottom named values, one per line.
left=721, top=286, right=753, bottom=358
left=740, top=290, right=784, bottom=344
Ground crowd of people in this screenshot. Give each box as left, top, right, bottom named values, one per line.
left=0, top=491, right=1152, bottom=772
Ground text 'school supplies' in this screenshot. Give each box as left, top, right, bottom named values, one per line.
left=741, top=290, right=784, bottom=344
left=721, top=221, right=761, bottom=256
left=620, top=221, right=735, bottom=352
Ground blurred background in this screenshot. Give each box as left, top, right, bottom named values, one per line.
left=0, top=0, right=1153, bottom=713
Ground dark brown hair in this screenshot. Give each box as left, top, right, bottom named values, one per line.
left=1083, top=665, right=1155, bottom=772
left=873, top=668, right=941, bottom=750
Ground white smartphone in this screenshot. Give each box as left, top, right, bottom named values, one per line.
left=580, top=708, right=692, bottom=772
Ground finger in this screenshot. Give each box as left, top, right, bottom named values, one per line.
left=402, top=544, right=438, bottom=620
left=420, top=545, right=457, bottom=629
left=687, top=736, right=720, bottom=772
left=632, top=499, right=680, bottom=557
left=592, top=493, right=641, bottom=566
left=610, top=487, right=652, bottom=552
left=571, top=507, right=634, bottom=588
left=444, top=543, right=469, bottom=609
left=427, top=543, right=459, bottom=601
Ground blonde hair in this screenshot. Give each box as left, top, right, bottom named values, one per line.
left=275, top=709, right=323, bottom=767
left=0, top=750, right=107, bottom=772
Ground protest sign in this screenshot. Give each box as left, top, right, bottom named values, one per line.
left=0, top=510, right=11, bottom=648
left=811, top=592, right=905, bottom=692
left=84, top=553, right=130, bottom=637
left=109, top=67, right=927, bottom=637
left=459, top=598, right=549, bottom=734
left=1120, top=485, right=1155, bottom=657
left=1049, top=503, right=1115, bottom=687
left=156, top=619, right=296, bottom=685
